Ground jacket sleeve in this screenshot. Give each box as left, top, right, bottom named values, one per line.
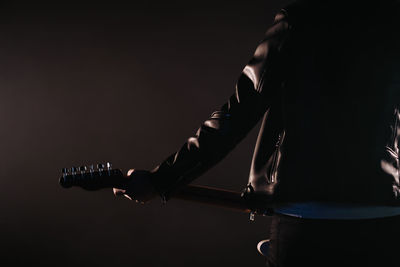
left=149, top=12, right=290, bottom=201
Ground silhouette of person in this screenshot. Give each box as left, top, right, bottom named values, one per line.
left=114, top=1, right=400, bottom=266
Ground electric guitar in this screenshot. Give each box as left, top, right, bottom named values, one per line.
left=59, top=162, right=255, bottom=213
left=59, top=162, right=271, bottom=256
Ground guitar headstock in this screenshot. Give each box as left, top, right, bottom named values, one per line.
left=59, top=162, right=125, bottom=190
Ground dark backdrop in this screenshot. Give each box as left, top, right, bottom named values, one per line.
left=0, top=1, right=292, bottom=266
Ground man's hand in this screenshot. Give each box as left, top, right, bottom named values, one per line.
left=113, top=169, right=158, bottom=204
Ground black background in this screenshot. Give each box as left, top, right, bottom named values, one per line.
left=0, top=1, right=292, bottom=266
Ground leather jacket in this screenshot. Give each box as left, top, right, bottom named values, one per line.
left=149, top=0, right=400, bottom=209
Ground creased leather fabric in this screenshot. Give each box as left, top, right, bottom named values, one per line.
left=150, top=0, right=400, bottom=208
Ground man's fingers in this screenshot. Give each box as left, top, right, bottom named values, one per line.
left=123, top=194, right=133, bottom=201
left=114, top=168, right=134, bottom=198
left=113, top=188, right=134, bottom=201
left=127, top=169, right=135, bottom=176
left=113, top=188, right=126, bottom=196
left=115, top=168, right=147, bottom=203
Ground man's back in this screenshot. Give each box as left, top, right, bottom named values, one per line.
left=259, top=0, right=400, bottom=205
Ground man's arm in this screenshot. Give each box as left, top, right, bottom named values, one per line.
left=114, top=12, right=291, bottom=203
left=147, top=13, right=291, bottom=202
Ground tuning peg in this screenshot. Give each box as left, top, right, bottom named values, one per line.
left=79, top=166, right=87, bottom=173
left=97, top=163, right=104, bottom=171
left=86, top=164, right=93, bottom=176
left=62, top=168, right=68, bottom=178
left=106, top=162, right=112, bottom=170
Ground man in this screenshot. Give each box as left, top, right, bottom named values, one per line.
left=114, top=0, right=400, bottom=266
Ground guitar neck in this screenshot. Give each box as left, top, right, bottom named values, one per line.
left=173, top=184, right=251, bottom=213
left=60, top=165, right=253, bottom=213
